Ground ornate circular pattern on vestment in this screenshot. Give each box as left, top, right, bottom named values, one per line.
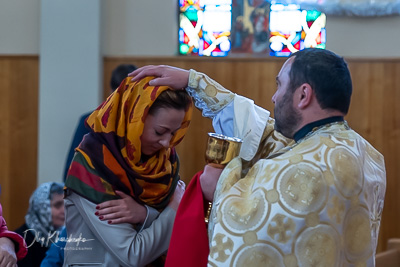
left=220, top=189, right=269, bottom=234
left=205, top=85, right=218, bottom=97
left=328, top=147, right=363, bottom=198
left=295, top=224, right=341, bottom=267
left=343, top=206, right=372, bottom=262
left=277, top=162, right=328, bottom=215
left=232, top=242, right=285, bottom=267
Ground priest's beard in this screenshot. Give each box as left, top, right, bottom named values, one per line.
left=274, top=91, right=302, bottom=139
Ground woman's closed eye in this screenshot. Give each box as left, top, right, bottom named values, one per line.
left=155, top=128, right=177, bottom=136
left=156, top=130, right=176, bottom=137
left=155, top=125, right=181, bottom=137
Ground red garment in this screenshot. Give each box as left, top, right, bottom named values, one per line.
left=165, top=171, right=209, bottom=267
left=0, top=203, right=27, bottom=260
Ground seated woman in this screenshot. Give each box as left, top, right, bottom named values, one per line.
left=15, top=182, right=65, bottom=267
left=64, top=76, right=192, bottom=266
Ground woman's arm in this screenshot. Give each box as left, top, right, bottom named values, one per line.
left=95, top=180, right=185, bottom=229
left=66, top=181, right=185, bottom=267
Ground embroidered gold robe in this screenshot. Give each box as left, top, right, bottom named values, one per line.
left=186, top=70, right=386, bottom=267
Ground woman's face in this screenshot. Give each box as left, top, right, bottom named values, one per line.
left=141, top=107, right=186, bottom=156
left=51, top=193, right=65, bottom=229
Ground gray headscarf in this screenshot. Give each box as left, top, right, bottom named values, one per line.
left=25, top=182, right=64, bottom=244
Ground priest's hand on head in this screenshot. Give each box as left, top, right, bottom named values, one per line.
left=129, top=65, right=189, bottom=90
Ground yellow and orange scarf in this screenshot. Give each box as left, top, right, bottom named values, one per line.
left=65, top=76, right=192, bottom=210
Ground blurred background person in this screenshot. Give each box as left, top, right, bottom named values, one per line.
left=15, top=182, right=64, bottom=267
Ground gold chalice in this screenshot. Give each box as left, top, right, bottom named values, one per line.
left=205, top=133, right=243, bottom=165
left=204, top=133, right=242, bottom=223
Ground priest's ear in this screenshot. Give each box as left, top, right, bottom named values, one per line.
left=295, top=83, right=313, bottom=109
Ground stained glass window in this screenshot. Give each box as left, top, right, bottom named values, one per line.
left=178, top=1, right=326, bottom=57
left=231, top=0, right=271, bottom=54
left=269, top=3, right=326, bottom=57
left=178, top=0, right=232, bottom=57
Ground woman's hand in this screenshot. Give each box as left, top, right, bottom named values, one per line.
left=168, top=180, right=186, bottom=211
left=95, top=190, right=147, bottom=225
left=128, top=65, right=190, bottom=89
left=200, top=165, right=224, bottom=202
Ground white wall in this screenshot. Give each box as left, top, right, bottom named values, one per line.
left=0, top=0, right=40, bottom=54
left=102, top=0, right=178, bottom=56
left=0, top=0, right=399, bottom=184
left=326, top=15, right=400, bottom=58
left=38, top=0, right=102, bottom=184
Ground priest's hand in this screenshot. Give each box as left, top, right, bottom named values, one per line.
left=129, top=65, right=189, bottom=89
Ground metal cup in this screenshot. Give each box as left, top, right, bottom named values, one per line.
left=205, top=133, right=243, bottom=165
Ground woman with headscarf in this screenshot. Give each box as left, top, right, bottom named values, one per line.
left=15, top=182, right=65, bottom=267
left=63, top=76, right=193, bottom=267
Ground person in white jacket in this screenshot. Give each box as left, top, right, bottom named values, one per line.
left=63, top=76, right=192, bottom=267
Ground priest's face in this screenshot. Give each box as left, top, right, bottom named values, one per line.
left=272, top=57, right=302, bottom=139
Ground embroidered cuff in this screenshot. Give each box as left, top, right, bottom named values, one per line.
left=187, top=69, right=234, bottom=118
